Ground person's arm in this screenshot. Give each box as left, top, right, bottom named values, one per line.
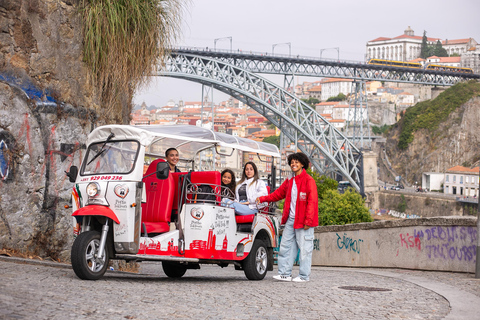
left=256, top=178, right=288, bottom=204
left=303, top=177, right=319, bottom=228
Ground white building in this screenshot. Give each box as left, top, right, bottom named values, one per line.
left=366, top=26, right=440, bottom=62
left=441, top=38, right=478, bottom=56
left=461, top=48, right=480, bottom=74
left=366, top=26, right=477, bottom=63
left=320, top=78, right=353, bottom=101
left=426, top=56, right=461, bottom=67
left=422, top=172, right=444, bottom=191
left=443, top=166, right=479, bottom=197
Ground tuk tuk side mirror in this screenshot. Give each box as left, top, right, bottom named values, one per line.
left=156, top=162, right=169, bottom=180
left=66, top=166, right=78, bottom=183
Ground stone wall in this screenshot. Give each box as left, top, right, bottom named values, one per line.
left=370, top=190, right=464, bottom=217
left=312, top=217, right=477, bottom=273
left=0, top=82, right=95, bottom=261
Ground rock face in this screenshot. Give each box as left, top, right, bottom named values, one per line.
left=382, top=96, right=480, bottom=185
left=0, top=82, right=93, bottom=261
left=0, top=0, right=100, bottom=260
left=0, top=0, right=99, bottom=109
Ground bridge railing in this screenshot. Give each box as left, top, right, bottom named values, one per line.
left=173, top=46, right=368, bottom=65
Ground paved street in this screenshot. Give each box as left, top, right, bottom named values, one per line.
left=1, top=256, right=480, bottom=320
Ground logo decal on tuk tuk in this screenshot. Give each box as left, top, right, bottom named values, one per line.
left=191, top=207, right=204, bottom=220
left=114, top=184, right=129, bottom=199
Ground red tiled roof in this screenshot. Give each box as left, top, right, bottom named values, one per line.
left=442, top=38, right=471, bottom=45
left=446, top=166, right=480, bottom=173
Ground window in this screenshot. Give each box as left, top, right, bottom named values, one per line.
left=466, top=176, right=469, bottom=184
left=453, top=175, right=456, bottom=183
left=460, top=176, right=463, bottom=184
left=446, top=175, right=449, bottom=182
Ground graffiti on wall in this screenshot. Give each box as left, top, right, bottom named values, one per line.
left=336, top=232, right=363, bottom=254
left=0, top=131, right=16, bottom=182
left=399, top=226, right=477, bottom=262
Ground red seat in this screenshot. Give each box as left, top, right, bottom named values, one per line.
left=171, top=172, right=187, bottom=214
left=187, top=171, right=221, bottom=204
left=141, top=159, right=174, bottom=234
left=235, top=186, right=271, bottom=224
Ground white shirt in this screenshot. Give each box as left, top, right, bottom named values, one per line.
left=289, top=178, right=298, bottom=219
left=235, top=178, right=268, bottom=210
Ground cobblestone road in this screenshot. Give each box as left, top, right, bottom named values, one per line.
left=1, top=258, right=479, bottom=319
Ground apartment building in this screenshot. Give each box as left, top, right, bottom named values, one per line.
left=444, top=166, right=479, bottom=197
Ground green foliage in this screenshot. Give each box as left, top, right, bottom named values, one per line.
left=433, top=40, right=448, bottom=57
left=318, top=189, right=373, bottom=226
left=450, top=53, right=460, bottom=57
left=306, top=169, right=338, bottom=200
left=80, top=0, right=184, bottom=121
left=371, top=124, right=391, bottom=135
left=262, top=135, right=280, bottom=148
left=301, top=97, right=320, bottom=107
left=398, top=80, right=480, bottom=150
left=420, top=31, right=448, bottom=58
left=326, top=93, right=347, bottom=102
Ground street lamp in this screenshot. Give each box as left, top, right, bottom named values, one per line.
left=320, top=47, right=340, bottom=60
left=272, top=42, right=291, bottom=56
left=214, top=36, right=232, bottom=52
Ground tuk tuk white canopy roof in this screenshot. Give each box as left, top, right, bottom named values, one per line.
left=87, top=124, right=280, bottom=160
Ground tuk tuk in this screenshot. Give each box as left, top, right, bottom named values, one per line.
left=66, top=124, right=280, bottom=280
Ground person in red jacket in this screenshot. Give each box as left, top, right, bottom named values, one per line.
left=256, top=152, right=318, bottom=282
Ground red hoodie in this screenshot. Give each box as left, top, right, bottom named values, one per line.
left=259, top=169, right=318, bottom=229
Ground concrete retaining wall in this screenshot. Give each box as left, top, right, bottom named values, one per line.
left=312, top=217, right=477, bottom=273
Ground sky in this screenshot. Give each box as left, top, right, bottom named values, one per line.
left=133, top=0, right=480, bottom=108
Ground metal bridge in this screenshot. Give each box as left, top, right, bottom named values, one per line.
left=159, top=48, right=479, bottom=192
left=172, top=47, right=479, bottom=85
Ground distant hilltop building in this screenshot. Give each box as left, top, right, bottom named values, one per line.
left=366, top=26, right=478, bottom=70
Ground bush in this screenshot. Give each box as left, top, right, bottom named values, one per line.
left=318, top=189, right=372, bottom=226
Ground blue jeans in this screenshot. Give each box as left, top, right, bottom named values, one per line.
left=277, top=216, right=314, bottom=280
left=221, top=199, right=258, bottom=216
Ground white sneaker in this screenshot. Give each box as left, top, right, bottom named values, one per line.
left=292, top=276, right=309, bottom=283
left=273, top=275, right=292, bottom=281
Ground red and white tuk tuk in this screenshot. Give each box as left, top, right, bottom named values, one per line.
left=66, top=124, right=280, bottom=280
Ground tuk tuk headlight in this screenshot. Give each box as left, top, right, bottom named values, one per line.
left=86, top=182, right=100, bottom=197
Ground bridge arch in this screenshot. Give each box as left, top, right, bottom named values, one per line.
left=159, top=53, right=363, bottom=190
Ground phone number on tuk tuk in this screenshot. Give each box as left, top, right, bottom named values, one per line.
left=80, top=176, right=123, bottom=182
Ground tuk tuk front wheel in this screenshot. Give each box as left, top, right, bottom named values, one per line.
left=243, top=240, right=268, bottom=280
left=71, top=230, right=109, bottom=280
left=162, top=261, right=187, bottom=278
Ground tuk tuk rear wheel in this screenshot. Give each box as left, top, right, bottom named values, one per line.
left=162, top=261, right=187, bottom=278
left=71, top=230, right=109, bottom=280
left=243, top=240, right=268, bottom=280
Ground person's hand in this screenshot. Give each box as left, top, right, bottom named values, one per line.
left=304, top=225, right=310, bottom=230
left=255, top=197, right=260, bottom=204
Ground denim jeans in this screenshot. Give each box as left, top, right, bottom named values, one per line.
left=221, top=198, right=258, bottom=216
left=277, top=216, right=314, bottom=280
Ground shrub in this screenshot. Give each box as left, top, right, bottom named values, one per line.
left=318, top=189, right=372, bottom=226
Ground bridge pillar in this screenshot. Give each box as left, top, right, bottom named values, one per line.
left=363, top=150, right=378, bottom=193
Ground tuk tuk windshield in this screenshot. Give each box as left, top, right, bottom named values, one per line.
left=81, top=140, right=139, bottom=175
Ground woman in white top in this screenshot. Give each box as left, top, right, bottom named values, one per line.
left=227, top=161, right=268, bottom=215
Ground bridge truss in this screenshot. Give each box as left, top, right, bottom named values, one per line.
left=173, top=47, right=479, bottom=86
left=161, top=53, right=364, bottom=191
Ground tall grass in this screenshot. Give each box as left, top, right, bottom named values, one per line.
left=80, top=0, right=185, bottom=122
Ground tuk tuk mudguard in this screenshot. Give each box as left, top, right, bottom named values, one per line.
left=72, top=205, right=120, bottom=224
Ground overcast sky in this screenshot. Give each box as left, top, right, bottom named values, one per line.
left=133, top=0, right=480, bottom=108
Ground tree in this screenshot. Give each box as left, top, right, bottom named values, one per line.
left=433, top=40, right=448, bottom=57
left=326, top=93, right=346, bottom=102
left=262, top=135, right=280, bottom=148
left=301, top=97, right=320, bottom=107
left=81, top=0, right=184, bottom=123
left=420, top=30, right=430, bottom=59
